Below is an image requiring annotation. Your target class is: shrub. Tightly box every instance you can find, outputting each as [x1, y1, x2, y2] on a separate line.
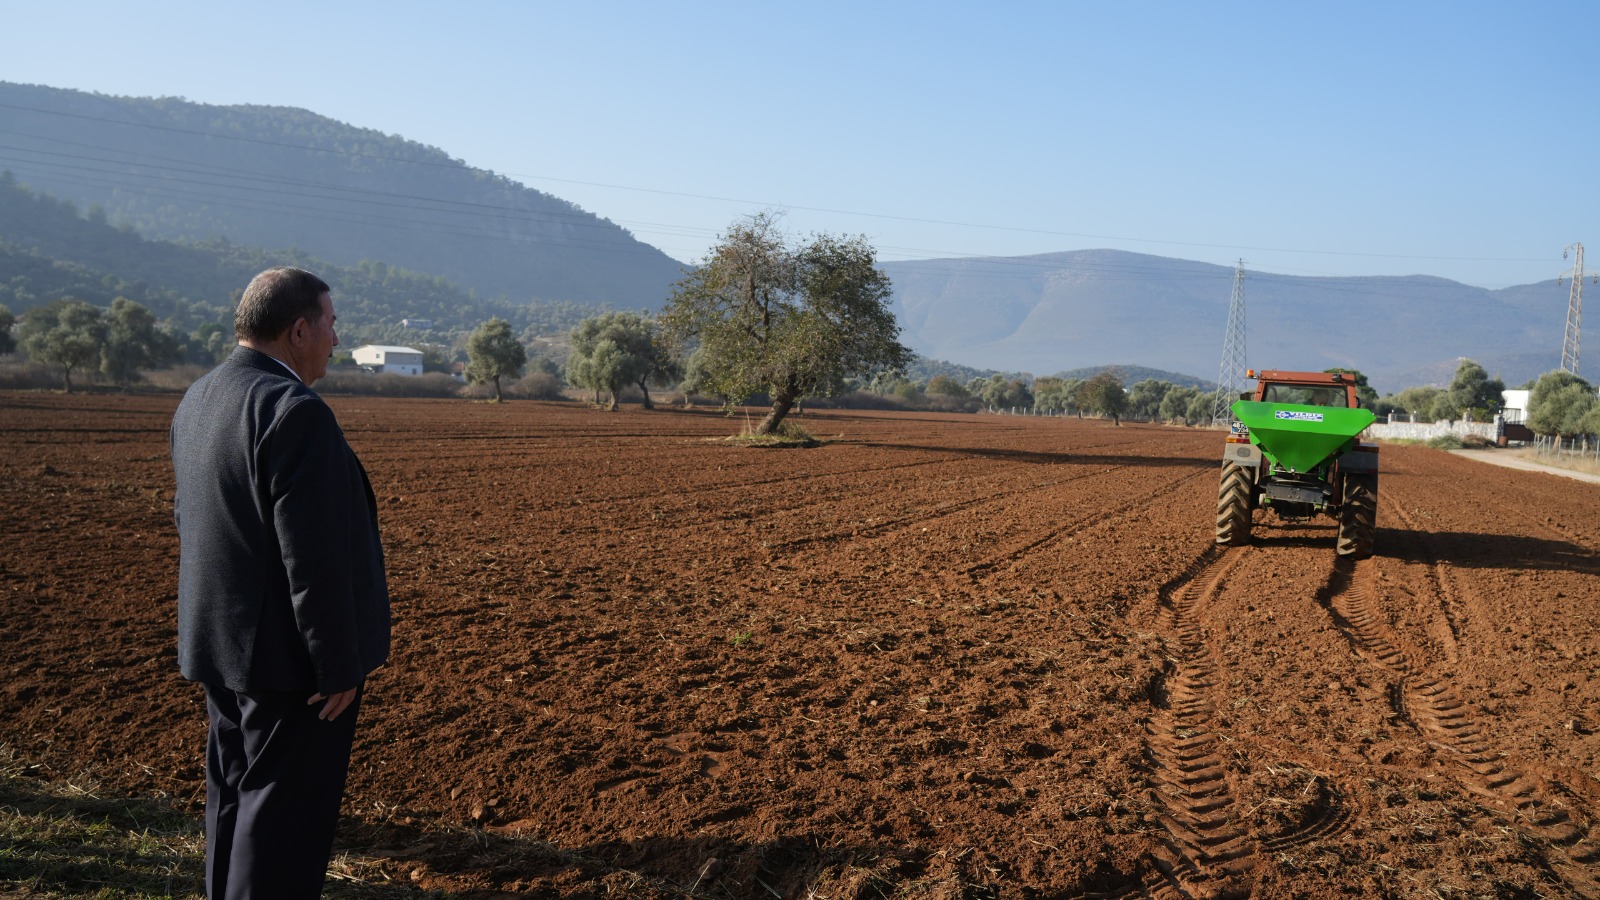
[142, 365, 215, 392]
[315, 371, 463, 398]
[509, 372, 568, 401]
[1425, 434, 1465, 450]
[0, 358, 72, 390]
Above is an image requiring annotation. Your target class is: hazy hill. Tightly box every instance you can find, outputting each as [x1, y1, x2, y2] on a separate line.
[4, 82, 1584, 395]
[880, 250, 1585, 393]
[0, 82, 685, 309]
[1052, 364, 1215, 391]
[0, 176, 593, 346]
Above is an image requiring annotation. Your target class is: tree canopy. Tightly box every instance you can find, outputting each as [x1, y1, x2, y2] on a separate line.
[1526, 370, 1597, 439]
[0, 304, 14, 355]
[18, 296, 182, 390]
[970, 374, 1033, 410]
[465, 318, 526, 402]
[1433, 359, 1504, 422]
[565, 311, 679, 410]
[1127, 379, 1172, 420]
[102, 297, 179, 385]
[20, 299, 108, 393]
[660, 214, 911, 434]
[1323, 368, 1380, 407]
[1077, 372, 1128, 424]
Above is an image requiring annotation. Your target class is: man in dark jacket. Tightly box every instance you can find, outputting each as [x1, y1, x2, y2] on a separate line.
[171, 267, 390, 899]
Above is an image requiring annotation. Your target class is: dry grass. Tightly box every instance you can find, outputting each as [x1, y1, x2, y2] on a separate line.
[0, 745, 441, 899]
[1506, 446, 1600, 476]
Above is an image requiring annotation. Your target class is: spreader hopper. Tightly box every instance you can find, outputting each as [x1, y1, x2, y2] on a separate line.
[1230, 400, 1376, 474]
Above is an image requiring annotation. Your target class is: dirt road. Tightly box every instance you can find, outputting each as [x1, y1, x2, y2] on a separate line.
[3, 393, 1598, 897]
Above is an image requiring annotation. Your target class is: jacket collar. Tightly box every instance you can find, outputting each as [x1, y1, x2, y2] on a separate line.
[230, 345, 302, 382]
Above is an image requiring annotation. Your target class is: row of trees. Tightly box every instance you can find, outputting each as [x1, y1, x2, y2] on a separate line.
[1373, 360, 1502, 423]
[3, 297, 182, 391]
[1369, 359, 1599, 440]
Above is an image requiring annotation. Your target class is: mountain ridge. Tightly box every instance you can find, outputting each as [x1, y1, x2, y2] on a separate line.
[3, 82, 1585, 393]
[0, 82, 685, 309]
[880, 249, 1582, 392]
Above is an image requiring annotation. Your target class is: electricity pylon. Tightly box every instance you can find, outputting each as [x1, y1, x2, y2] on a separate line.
[1559, 242, 1585, 375]
[1212, 260, 1248, 425]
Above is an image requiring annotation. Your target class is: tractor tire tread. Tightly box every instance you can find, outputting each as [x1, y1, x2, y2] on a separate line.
[1215, 462, 1254, 546]
[1336, 472, 1378, 558]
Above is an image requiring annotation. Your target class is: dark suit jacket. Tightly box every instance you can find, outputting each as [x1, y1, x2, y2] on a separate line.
[172, 346, 390, 695]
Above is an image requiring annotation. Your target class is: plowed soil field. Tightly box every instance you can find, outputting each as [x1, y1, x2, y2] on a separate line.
[4, 392, 1600, 899]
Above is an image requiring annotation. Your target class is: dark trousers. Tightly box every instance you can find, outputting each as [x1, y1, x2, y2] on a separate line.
[204, 685, 362, 900]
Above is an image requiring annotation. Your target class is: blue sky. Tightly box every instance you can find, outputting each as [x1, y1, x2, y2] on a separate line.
[3, 1, 1595, 288]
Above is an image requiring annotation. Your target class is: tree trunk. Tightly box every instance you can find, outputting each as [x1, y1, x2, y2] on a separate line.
[756, 390, 797, 434]
[491, 376, 502, 402]
[637, 379, 654, 410]
[606, 391, 619, 412]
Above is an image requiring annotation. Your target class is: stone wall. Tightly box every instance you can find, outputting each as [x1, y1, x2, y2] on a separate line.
[1365, 419, 1496, 442]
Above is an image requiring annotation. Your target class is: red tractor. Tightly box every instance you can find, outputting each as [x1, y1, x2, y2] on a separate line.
[1217, 370, 1379, 557]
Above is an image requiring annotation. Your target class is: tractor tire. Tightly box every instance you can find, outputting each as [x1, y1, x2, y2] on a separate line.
[1215, 461, 1254, 546]
[1336, 472, 1377, 559]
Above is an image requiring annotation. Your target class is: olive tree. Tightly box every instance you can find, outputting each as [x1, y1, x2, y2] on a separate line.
[677, 347, 714, 408]
[1435, 359, 1504, 422]
[1185, 390, 1215, 425]
[1032, 376, 1071, 414]
[20, 299, 106, 393]
[0, 304, 15, 355]
[925, 374, 970, 401]
[1527, 370, 1596, 440]
[1077, 372, 1128, 424]
[465, 317, 526, 402]
[102, 297, 179, 386]
[1386, 385, 1443, 421]
[1323, 368, 1380, 407]
[970, 374, 1032, 410]
[566, 311, 678, 410]
[1127, 379, 1171, 421]
[661, 213, 911, 434]
[1159, 385, 1204, 424]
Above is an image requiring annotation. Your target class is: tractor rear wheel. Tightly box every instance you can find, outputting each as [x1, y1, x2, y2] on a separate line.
[1336, 473, 1377, 558]
[1215, 461, 1254, 546]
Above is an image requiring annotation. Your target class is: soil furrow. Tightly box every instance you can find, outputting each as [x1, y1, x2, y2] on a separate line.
[1143, 545, 1257, 897]
[1316, 555, 1600, 889]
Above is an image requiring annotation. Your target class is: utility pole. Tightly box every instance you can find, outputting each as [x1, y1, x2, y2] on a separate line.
[1212, 260, 1248, 425]
[1559, 242, 1586, 375]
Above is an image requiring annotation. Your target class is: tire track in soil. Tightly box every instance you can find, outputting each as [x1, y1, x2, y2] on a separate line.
[1380, 502, 1465, 666]
[764, 459, 1177, 556]
[1315, 554, 1600, 889]
[1141, 545, 1258, 899]
[960, 466, 1213, 580]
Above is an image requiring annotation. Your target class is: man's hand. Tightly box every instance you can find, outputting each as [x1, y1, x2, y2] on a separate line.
[307, 686, 359, 721]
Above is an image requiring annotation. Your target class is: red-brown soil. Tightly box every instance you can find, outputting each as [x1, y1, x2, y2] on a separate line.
[4, 392, 1600, 898]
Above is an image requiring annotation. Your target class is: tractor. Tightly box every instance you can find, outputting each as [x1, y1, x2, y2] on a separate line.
[1216, 370, 1379, 558]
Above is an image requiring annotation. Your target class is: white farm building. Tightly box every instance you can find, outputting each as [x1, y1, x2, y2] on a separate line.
[352, 345, 424, 376]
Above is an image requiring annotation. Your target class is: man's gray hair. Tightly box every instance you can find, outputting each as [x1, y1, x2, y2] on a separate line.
[234, 267, 331, 342]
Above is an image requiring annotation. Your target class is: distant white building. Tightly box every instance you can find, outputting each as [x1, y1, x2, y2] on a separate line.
[352, 345, 424, 376]
[1502, 388, 1531, 423]
[401, 318, 433, 330]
